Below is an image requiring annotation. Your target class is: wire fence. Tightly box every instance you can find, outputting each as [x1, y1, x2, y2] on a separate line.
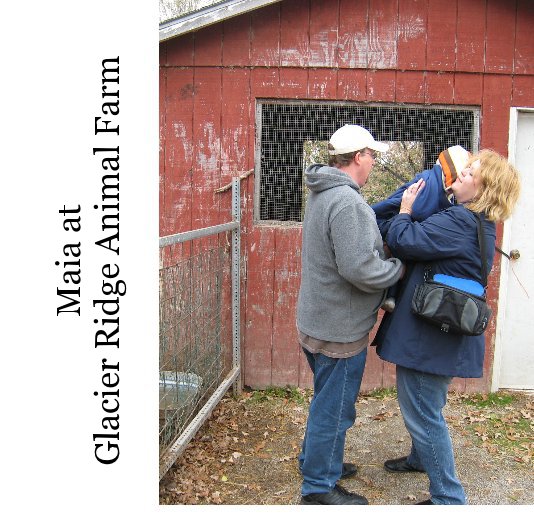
[159, 180, 241, 480]
[255, 100, 479, 222]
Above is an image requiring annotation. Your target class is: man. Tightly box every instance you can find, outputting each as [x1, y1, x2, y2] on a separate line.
[297, 124, 404, 505]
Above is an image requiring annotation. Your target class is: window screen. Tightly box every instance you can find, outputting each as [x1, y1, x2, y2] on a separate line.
[255, 101, 479, 223]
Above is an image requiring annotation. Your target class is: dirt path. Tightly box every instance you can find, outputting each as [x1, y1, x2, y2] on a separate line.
[159, 389, 533, 505]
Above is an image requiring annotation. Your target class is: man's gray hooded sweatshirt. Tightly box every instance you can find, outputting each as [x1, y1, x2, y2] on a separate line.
[297, 164, 404, 343]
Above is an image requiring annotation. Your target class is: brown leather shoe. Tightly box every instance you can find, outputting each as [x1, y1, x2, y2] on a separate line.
[384, 456, 425, 473]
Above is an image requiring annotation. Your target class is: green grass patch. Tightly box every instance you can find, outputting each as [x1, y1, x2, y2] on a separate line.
[461, 392, 516, 408]
[459, 392, 533, 464]
[247, 386, 308, 404]
[363, 387, 398, 400]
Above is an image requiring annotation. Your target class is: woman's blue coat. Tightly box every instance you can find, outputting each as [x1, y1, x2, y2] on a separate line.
[372, 206, 496, 378]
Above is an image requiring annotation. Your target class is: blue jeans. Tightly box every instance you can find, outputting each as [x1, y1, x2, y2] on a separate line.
[396, 365, 467, 505]
[299, 347, 367, 495]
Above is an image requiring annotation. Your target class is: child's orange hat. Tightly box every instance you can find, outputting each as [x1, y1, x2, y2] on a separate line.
[438, 145, 470, 189]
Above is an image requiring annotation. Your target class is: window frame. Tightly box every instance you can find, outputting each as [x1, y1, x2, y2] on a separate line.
[253, 99, 480, 225]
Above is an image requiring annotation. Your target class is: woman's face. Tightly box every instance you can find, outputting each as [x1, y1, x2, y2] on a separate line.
[451, 159, 481, 204]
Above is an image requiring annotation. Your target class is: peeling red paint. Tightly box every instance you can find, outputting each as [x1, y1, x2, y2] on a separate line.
[160, 0, 534, 392]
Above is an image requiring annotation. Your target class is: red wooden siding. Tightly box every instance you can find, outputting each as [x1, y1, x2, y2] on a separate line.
[367, 70, 396, 102]
[337, 0, 369, 68]
[485, 0, 516, 74]
[515, 0, 534, 75]
[250, 3, 280, 66]
[160, 0, 534, 392]
[397, 0, 427, 70]
[425, 72, 454, 104]
[395, 70, 425, 103]
[426, 0, 457, 71]
[456, 0, 486, 72]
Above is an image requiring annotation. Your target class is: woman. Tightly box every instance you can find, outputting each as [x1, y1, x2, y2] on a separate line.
[373, 150, 521, 504]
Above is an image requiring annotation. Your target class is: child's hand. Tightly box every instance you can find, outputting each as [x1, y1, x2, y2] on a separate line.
[399, 179, 425, 215]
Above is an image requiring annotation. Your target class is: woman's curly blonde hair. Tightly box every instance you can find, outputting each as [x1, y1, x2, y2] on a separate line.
[465, 149, 521, 222]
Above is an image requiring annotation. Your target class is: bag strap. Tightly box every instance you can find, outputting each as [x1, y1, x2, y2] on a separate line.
[423, 212, 488, 287]
[475, 212, 488, 288]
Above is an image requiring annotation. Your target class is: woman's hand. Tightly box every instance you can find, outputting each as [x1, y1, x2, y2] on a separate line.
[399, 178, 425, 215]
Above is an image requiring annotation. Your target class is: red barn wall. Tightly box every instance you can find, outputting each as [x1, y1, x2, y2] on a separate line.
[160, 0, 534, 392]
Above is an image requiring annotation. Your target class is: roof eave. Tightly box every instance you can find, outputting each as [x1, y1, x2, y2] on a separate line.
[159, 0, 282, 42]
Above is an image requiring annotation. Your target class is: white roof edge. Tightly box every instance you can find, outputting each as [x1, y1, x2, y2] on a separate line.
[159, 0, 282, 42]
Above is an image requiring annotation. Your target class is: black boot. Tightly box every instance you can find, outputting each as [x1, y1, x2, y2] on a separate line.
[300, 484, 368, 505]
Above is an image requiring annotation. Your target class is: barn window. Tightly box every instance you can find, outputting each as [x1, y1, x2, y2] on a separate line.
[254, 100, 480, 223]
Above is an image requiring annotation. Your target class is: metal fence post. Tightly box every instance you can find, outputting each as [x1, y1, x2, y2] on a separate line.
[232, 178, 242, 395]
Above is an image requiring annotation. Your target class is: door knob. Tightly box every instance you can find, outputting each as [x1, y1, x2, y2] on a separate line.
[510, 249, 520, 260]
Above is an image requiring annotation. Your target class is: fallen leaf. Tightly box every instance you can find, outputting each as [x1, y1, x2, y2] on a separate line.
[372, 411, 394, 421]
[359, 476, 373, 486]
[254, 441, 266, 452]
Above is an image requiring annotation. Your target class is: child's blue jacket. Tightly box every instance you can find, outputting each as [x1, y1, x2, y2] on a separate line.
[372, 164, 452, 237]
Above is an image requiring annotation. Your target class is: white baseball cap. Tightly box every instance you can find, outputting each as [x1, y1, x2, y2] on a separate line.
[328, 124, 389, 155]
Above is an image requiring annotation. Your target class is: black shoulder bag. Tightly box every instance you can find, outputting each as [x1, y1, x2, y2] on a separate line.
[411, 213, 492, 336]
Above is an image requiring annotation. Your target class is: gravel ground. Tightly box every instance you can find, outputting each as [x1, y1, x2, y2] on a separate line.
[160, 389, 533, 506]
[342, 394, 533, 505]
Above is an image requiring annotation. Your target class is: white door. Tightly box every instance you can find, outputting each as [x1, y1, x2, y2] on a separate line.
[493, 108, 534, 391]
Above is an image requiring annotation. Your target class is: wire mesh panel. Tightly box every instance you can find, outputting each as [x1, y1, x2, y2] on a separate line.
[159, 183, 241, 479]
[255, 100, 480, 222]
[159, 234, 233, 455]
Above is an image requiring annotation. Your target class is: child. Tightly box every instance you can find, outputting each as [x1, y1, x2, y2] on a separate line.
[372, 145, 470, 311]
